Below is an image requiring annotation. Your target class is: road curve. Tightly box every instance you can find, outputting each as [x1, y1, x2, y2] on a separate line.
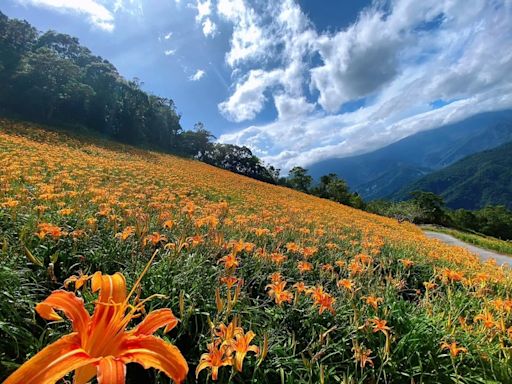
[424, 231, 512, 267]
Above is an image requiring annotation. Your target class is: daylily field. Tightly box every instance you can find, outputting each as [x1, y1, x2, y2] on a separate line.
[1, 119, 512, 383]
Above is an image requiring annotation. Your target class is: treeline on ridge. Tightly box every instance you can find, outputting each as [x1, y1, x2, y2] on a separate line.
[0, 11, 278, 183]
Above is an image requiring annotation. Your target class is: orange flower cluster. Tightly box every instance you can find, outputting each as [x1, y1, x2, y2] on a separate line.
[196, 319, 260, 380]
[2, 119, 512, 380]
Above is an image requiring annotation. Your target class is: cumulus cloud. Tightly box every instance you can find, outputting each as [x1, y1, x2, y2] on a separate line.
[216, 0, 512, 170]
[193, 0, 218, 37]
[217, 0, 271, 66]
[219, 69, 283, 122]
[274, 94, 315, 121]
[189, 69, 206, 81]
[17, 0, 115, 31]
[217, 0, 316, 122]
[202, 18, 217, 37]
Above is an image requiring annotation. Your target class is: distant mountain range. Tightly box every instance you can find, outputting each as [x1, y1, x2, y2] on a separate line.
[392, 141, 512, 210]
[308, 110, 512, 201]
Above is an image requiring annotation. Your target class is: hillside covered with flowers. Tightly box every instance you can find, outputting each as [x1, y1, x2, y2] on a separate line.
[1, 119, 511, 383]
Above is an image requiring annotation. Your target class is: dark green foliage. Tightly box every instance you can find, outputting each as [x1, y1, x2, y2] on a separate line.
[313, 173, 352, 204]
[468, 205, 512, 239]
[284, 168, 365, 209]
[409, 191, 451, 226]
[199, 143, 278, 183]
[287, 167, 313, 193]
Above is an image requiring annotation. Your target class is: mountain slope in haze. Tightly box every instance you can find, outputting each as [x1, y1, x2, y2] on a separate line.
[308, 110, 512, 199]
[393, 141, 512, 210]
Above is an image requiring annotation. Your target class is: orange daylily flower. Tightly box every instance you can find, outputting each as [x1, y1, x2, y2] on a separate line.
[115, 226, 135, 241]
[227, 330, 260, 372]
[348, 261, 364, 276]
[293, 281, 307, 294]
[337, 279, 354, 292]
[266, 280, 293, 305]
[440, 268, 464, 283]
[423, 281, 437, 290]
[4, 271, 188, 384]
[254, 228, 270, 236]
[364, 296, 383, 310]
[188, 234, 204, 247]
[302, 246, 317, 258]
[270, 252, 287, 265]
[286, 242, 300, 253]
[35, 223, 66, 240]
[441, 341, 467, 357]
[162, 219, 175, 229]
[308, 286, 336, 315]
[220, 276, 239, 289]
[370, 318, 391, 336]
[353, 345, 374, 368]
[195, 342, 232, 381]
[219, 253, 239, 269]
[143, 232, 168, 247]
[474, 309, 496, 329]
[269, 272, 283, 283]
[297, 261, 313, 273]
[399, 258, 414, 268]
[64, 272, 90, 290]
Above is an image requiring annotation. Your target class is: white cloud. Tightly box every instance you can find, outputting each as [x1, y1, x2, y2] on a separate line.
[202, 18, 217, 37]
[217, 0, 271, 66]
[219, 69, 283, 122]
[217, 0, 316, 122]
[164, 32, 173, 40]
[195, 0, 212, 21]
[164, 49, 176, 56]
[274, 94, 316, 121]
[217, 0, 512, 171]
[189, 69, 206, 81]
[193, 0, 218, 37]
[18, 0, 115, 31]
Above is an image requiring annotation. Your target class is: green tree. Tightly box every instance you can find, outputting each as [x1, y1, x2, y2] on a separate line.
[12, 47, 93, 121]
[450, 209, 479, 231]
[322, 174, 352, 205]
[476, 206, 512, 240]
[288, 167, 312, 193]
[410, 191, 450, 225]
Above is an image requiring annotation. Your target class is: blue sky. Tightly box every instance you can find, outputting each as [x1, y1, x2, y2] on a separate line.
[3, 0, 512, 171]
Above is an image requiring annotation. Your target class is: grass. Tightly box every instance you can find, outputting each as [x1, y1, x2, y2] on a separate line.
[1, 118, 512, 383]
[422, 225, 512, 256]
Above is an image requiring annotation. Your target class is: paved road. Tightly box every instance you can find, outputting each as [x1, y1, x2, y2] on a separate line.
[424, 231, 512, 267]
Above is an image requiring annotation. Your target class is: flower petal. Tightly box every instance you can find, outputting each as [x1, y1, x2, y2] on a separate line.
[131, 309, 179, 336]
[93, 272, 127, 304]
[96, 357, 126, 384]
[4, 333, 99, 384]
[74, 364, 96, 384]
[35, 290, 90, 334]
[234, 351, 246, 372]
[119, 335, 188, 383]
[195, 360, 211, 379]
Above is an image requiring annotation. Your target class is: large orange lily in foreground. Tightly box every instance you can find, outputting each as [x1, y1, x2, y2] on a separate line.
[5, 270, 188, 384]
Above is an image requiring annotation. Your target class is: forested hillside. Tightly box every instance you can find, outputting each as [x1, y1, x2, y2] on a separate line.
[394, 141, 512, 210]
